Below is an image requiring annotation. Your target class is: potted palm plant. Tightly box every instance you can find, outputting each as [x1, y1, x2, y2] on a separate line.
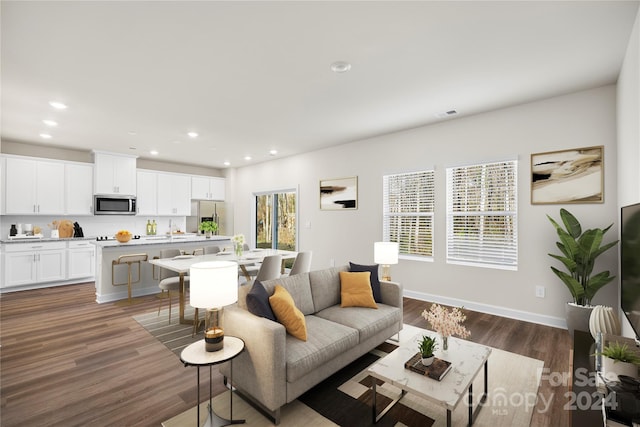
[418, 335, 438, 366]
[547, 208, 618, 337]
[198, 221, 218, 238]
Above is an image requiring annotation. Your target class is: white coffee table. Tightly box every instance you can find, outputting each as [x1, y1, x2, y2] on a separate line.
[367, 326, 491, 426]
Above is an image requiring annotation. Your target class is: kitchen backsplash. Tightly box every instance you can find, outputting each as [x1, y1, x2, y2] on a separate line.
[0, 215, 187, 239]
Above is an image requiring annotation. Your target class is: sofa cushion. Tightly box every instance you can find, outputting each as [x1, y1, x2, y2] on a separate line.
[315, 303, 402, 343]
[269, 285, 307, 341]
[349, 262, 382, 303]
[285, 315, 359, 382]
[246, 280, 276, 321]
[339, 271, 378, 309]
[309, 265, 349, 312]
[262, 273, 315, 315]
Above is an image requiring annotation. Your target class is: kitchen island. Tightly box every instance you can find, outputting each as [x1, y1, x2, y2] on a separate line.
[92, 235, 231, 303]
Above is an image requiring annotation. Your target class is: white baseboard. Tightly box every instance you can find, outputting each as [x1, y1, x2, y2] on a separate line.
[403, 289, 567, 330]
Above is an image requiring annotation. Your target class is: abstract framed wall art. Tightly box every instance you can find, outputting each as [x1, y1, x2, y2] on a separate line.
[320, 176, 358, 210]
[531, 146, 604, 204]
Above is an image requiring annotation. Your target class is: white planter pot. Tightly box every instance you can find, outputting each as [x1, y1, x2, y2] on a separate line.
[565, 303, 594, 339]
[602, 356, 639, 381]
[421, 355, 434, 366]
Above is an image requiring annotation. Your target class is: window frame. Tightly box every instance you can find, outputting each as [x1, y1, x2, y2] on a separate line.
[445, 159, 518, 270]
[382, 169, 435, 261]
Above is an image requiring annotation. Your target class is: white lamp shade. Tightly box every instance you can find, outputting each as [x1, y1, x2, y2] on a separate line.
[374, 242, 399, 265]
[189, 261, 238, 309]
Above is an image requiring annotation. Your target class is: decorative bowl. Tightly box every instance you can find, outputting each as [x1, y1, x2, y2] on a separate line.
[115, 231, 132, 243]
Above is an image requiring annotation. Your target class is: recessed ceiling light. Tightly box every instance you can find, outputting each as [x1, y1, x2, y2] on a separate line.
[330, 61, 351, 73]
[42, 120, 58, 127]
[244, 156, 252, 161]
[150, 150, 159, 155]
[223, 161, 231, 167]
[39, 133, 52, 139]
[49, 101, 67, 110]
[187, 131, 198, 138]
[269, 149, 278, 156]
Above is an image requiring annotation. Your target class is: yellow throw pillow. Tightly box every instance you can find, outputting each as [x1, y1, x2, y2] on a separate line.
[339, 271, 378, 309]
[269, 285, 307, 341]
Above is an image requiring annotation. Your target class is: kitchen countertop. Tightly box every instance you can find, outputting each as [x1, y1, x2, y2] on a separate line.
[1, 236, 96, 244]
[1, 235, 230, 246]
[92, 234, 230, 248]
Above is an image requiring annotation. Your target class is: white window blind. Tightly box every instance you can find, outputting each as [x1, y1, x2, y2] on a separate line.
[446, 160, 518, 269]
[383, 170, 434, 259]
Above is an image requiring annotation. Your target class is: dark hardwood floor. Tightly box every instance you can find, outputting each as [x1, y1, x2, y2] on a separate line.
[1, 283, 571, 426]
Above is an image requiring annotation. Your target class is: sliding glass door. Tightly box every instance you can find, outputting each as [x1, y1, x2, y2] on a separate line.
[255, 190, 297, 251]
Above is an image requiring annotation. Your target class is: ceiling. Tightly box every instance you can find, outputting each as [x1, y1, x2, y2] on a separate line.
[2, 1, 638, 169]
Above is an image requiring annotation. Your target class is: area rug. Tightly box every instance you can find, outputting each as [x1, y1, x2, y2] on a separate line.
[160, 324, 544, 427]
[133, 306, 203, 356]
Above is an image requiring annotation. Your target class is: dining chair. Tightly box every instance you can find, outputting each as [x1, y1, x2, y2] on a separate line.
[204, 245, 221, 255]
[286, 251, 312, 276]
[156, 248, 190, 323]
[253, 254, 283, 282]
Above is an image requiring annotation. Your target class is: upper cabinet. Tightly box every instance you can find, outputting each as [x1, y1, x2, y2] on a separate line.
[136, 170, 158, 215]
[4, 157, 65, 215]
[65, 162, 94, 215]
[191, 176, 225, 201]
[93, 151, 137, 195]
[157, 172, 191, 216]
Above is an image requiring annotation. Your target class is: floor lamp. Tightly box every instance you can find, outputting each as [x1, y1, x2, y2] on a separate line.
[374, 242, 399, 281]
[190, 260, 238, 352]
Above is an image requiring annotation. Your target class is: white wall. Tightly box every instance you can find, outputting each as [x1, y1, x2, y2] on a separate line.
[232, 85, 620, 328]
[617, 9, 640, 337]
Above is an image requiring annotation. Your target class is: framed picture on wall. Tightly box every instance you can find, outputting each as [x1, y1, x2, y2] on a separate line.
[531, 145, 604, 204]
[320, 176, 358, 210]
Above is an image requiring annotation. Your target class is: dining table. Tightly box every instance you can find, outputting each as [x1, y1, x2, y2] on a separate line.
[148, 248, 297, 326]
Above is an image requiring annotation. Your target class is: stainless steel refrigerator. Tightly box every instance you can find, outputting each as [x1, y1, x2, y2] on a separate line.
[186, 201, 233, 235]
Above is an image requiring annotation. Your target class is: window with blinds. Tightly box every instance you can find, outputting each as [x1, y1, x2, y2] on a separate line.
[446, 160, 518, 270]
[383, 170, 434, 259]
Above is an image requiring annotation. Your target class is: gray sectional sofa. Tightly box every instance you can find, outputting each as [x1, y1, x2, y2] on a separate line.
[219, 265, 403, 424]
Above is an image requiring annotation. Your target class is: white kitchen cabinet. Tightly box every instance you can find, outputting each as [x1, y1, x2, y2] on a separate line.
[191, 176, 225, 200]
[4, 157, 65, 214]
[3, 241, 66, 288]
[157, 172, 191, 215]
[136, 170, 158, 215]
[65, 163, 94, 215]
[67, 240, 95, 279]
[93, 151, 137, 195]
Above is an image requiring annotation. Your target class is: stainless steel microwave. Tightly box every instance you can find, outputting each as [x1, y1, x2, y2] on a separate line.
[94, 195, 137, 215]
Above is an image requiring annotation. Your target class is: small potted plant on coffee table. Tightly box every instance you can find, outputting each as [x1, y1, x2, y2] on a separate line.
[419, 335, 438, 366]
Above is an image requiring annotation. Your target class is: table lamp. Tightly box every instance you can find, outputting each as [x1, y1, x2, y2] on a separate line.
[190, 260, 238, 352]
[374, 242, 399, 281]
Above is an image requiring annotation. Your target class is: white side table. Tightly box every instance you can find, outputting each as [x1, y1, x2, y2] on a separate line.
[180, 337, 246, 427]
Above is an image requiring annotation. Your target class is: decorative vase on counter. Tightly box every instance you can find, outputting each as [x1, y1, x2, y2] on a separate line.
[589, 305, 621, 340]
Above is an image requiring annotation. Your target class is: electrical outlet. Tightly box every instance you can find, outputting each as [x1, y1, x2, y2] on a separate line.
[329, 258, 335, 267]
[535, 286, 545, 298]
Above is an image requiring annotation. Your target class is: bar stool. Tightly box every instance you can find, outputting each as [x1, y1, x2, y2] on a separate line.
[112, 253, 148, 305]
